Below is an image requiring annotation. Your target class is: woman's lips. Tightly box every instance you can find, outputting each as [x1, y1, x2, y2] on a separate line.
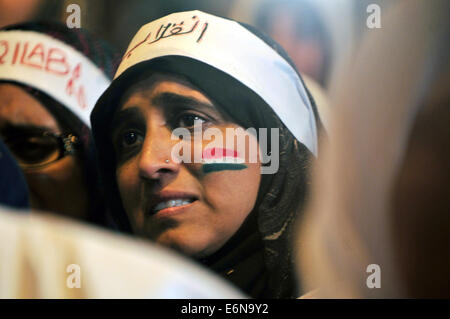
[150, 199, 198, 218]
[153, 198, 194, 212]
[145, 190, 199, 218]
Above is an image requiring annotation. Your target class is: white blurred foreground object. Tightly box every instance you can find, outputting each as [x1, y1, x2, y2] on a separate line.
[297, 0, 449, 298]
[0, 206, 246, 298]
[301, 75, 330, 131]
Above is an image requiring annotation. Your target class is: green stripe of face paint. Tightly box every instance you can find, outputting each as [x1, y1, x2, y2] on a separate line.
[202, 163, 248, 174]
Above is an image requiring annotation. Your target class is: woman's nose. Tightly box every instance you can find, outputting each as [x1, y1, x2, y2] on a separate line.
[138, 127, 180, 183]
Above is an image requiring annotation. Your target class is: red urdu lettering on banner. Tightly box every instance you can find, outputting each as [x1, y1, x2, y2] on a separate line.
[77, 86, 87, 109]
[11, 42, 20, 65]
[66, 62, 87, 109]
[22, 43, 45, 69]
[45, 48, 69, 75]
[20, 42, 29, 65]
[122, 16, 209, 61]
[0, 40, 8, 64]
[122, 31, 152, 60]
[197, 23, 208, 42]
[66, 62, 81, 96]
[148, 16, 201, 45]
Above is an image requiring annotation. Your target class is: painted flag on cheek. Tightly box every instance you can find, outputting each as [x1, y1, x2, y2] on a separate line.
[201, 147, 247, 174]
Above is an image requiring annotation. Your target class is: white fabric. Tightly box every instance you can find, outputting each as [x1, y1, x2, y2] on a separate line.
[0, 206, 246, 298]
[116, 10, 318, 156]
[0, 31, 110, 127]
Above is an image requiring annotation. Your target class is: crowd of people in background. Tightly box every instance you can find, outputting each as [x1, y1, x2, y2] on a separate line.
[0, 0, 448, 298]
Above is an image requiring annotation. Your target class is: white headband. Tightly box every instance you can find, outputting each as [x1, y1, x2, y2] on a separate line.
[0, 30, 110, 127]
[116, 10, 318, 156]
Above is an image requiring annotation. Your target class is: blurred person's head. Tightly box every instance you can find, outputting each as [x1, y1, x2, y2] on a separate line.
[0, 22, 119, 224]
[92, 10, 321, 298]
[0, 0, 65, 28]
[0, 0, 40, 28]
[255, 0, 332, 87]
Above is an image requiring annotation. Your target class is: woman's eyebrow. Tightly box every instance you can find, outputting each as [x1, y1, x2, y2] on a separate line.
[151, 92, 215, 110]
[110, 107, 144, 133]
[0, 123, 56, 136]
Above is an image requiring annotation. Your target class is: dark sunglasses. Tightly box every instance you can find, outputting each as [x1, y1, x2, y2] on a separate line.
[1, 126, 79, 170]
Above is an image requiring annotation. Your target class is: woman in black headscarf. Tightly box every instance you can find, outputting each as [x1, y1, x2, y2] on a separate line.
[91, 11, 322, 298]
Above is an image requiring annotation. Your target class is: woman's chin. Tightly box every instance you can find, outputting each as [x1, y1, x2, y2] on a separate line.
[154, 230, 220, 258]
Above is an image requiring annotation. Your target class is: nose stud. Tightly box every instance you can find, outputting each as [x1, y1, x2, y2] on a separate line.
[165, 159, 170, 163]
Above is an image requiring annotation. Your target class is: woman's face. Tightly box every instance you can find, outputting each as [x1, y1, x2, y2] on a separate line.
[0, 83, 88, 219]
[113, 74, 261, 258]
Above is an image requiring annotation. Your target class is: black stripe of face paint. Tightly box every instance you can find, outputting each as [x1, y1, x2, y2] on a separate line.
[202, 163, 248, 174]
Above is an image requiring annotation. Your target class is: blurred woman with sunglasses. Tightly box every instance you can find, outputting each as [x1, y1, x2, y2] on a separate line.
[0, 22, 119, 225]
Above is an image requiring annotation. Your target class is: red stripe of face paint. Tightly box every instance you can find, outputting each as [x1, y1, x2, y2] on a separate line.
[202, 147, 239, 159]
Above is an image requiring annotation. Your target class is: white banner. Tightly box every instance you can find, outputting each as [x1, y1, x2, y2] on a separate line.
[0, 31, 110, 127]
[115, 10, 318, 156]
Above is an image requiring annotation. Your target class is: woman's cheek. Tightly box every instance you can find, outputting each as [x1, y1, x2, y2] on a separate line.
[116, 161, 143, 230]
[25, 156, 88, 218]
[201, 162, 261, 221]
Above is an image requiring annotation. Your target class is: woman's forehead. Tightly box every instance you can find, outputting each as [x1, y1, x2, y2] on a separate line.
[0, 83, 60, 133]
[119, 73, 214, 111]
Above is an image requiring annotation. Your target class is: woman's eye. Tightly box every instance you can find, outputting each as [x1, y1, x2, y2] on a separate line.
[177, 114, 207, 128]
[121, 131, 144, 148]
[10, 137, 58, 163]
